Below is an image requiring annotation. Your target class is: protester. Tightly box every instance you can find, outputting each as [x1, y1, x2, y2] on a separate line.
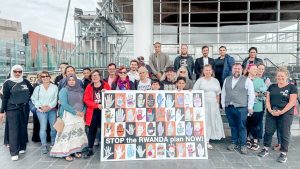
[258, 67, 297, 163]
[83, 70, 110, 158]
[111, 66, 137, 90]
[176, 66, 193, 90]
[176, 76, 187, 91]
[151, 79, 161, 90]
[244, 64, 267, 151]
[149, 42, 170, 79]
[104, 63, 117, 88]
[82, 68, 91, 90]
[31, 71, 58, 154]
[242, 47, 263, 71]
[194, 46, 215, 80]
[137, 56, 153, 78]
[214, 46, 235, 87]
[137, 66, 152, 90]
[160, 66, 177, 90]
[50, 74, 88, 161]
[0, 65, 33, 161]
[54, 62, 68, 86]
[193, 64, 225, 150]
[127, 60, 140, 82]
[174, 44, 194, 80]
[221, 63, 255, 154]
[58, 65, 83, 91]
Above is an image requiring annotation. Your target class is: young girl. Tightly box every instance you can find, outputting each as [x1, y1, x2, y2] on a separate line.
[176, 77, 187, 91]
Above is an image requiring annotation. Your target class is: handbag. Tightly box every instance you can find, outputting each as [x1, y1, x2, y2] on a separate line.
[53, 117, 64, 133]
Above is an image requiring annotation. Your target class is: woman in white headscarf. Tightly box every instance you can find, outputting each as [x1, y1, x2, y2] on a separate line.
[0, 65, 33, 161]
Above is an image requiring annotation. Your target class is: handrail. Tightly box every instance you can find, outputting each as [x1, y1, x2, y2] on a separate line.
[264, 58, 279, 69]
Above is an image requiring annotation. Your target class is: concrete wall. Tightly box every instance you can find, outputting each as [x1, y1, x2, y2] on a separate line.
[0, 18, 23, 42]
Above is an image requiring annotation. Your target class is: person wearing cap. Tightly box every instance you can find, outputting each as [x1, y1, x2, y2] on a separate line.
[160, 66, 177, 90]
[149, 42, 170, 80]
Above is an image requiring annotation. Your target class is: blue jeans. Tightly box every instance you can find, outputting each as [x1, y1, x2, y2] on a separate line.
[36, 110, 57, 145]
[225, 106, 248, 146]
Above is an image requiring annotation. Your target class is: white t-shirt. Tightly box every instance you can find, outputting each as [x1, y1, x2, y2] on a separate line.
[137, 78, 152, 90]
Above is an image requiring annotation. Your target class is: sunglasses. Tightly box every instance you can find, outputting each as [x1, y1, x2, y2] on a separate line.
[180, 71, 186, 73]
[41, 75, 50, 78]
[13, 70, 22, 74]
[119, 71, 127, 74]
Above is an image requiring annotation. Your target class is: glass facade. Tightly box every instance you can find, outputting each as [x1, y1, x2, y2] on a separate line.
[116, 0, 300, 67]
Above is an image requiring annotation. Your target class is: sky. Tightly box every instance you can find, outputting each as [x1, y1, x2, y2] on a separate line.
[0, 0, 98, 42]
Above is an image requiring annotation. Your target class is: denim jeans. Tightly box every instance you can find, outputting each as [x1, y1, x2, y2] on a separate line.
[225, 106, 248, 146]
[36, 110, 57, 145]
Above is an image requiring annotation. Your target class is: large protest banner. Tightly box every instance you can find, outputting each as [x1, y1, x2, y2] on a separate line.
[100, 90, 207, 161]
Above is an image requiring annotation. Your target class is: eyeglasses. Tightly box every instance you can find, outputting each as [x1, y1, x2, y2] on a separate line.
[119, 71, 127, 74]
[41, 75, 49, 78]
[13, 70, 22, 74]
[180, 71, 186, 73]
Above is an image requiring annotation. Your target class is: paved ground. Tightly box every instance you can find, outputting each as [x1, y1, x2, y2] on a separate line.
[1, 124, 300, 169]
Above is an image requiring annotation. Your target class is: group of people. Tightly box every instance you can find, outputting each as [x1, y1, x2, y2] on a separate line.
[0, 42, 297, 164]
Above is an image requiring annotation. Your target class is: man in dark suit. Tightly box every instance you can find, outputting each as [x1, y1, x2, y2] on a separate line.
[194, 45, 215, 80]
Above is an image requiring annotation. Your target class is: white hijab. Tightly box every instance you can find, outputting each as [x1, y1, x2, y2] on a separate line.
[9, 65, 24, 83]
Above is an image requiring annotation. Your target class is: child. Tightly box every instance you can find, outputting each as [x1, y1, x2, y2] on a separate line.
[151, 79, 161, 90]
[176, 77, 187, 91]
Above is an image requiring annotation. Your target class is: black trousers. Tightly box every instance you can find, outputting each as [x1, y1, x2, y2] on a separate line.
[87, 109, 101, 149]
[263, 110, 294, 152]
[6, 106, 29, 156]
[247, 111, 264, 139]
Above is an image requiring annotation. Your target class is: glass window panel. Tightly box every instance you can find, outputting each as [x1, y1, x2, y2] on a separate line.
[154, 34, 178, 44]
[162, 2, 179, 12]
[189, 25, 217, 33]
[250, 13, 277, 21]
[156, 25, 179, 34]
[280, 22, 298, 32]
[249, 23, 278, 32]
[191, 13, 217, 22]
[191, 2, 218, 12]
[219, 33, 247, 43]
[278, 32, 297, 42]
[249, 43, 277, 53]
[162, 14, 178, 23]
[278, 43, 298, 53]
[250, 1, 277, 10]
[280, 12, 300, 21]
[220, 2, 247, 11]
[249, 33, 277, 43]
[220, 25, 247, 33]
[190, 33, 217, 44]
[280, 1, 300, 10]
[220, 13, 247, 22]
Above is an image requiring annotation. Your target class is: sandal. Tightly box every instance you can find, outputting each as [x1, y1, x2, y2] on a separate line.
[65, 156, 74, 162]
[250, 142, 260, 151]
[74, 153, 82, 158]
[246, 140, 252, 149]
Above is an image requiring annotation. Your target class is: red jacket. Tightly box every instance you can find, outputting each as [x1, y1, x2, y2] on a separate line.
[84, 81, 110, 126]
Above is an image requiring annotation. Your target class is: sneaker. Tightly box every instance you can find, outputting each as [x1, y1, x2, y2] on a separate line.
[258, 148, 269, 157]
[277, 153, 287, 163]
[246, 140, 252, 149]
[250, 142, 260, 151]
[240, 146, 248, 154]
[11, 155, 19, 161]
[227, 143, 238, 151]
[19, 150, 26, 154]
[41, 145, 48, 154]
[207, 143, 214, 150]
[83, 149, 94, 159]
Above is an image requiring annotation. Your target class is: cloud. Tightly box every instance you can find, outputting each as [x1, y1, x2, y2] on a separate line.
[0, 0, 98, 42]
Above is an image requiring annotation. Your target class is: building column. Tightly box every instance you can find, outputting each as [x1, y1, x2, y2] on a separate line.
[133, 0, 153, 62]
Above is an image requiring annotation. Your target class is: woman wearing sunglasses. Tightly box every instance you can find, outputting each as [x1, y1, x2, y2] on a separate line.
[0, 65, 33, 161]
[111, 66, 137, 90]
[31, 71, 58, 154]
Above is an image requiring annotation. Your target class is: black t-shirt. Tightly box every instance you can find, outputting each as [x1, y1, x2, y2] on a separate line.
[94, 86, 102, 104]
[268, 83, 297, 110]
[179, 57, 188, 67]
[214, 58, 225, 83]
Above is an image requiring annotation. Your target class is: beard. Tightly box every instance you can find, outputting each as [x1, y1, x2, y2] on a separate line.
[233, 72, 241, 78]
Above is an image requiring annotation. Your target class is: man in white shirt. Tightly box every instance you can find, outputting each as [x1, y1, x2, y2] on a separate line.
[221, 63, 255, 155]
[127, 59, 140, 83]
